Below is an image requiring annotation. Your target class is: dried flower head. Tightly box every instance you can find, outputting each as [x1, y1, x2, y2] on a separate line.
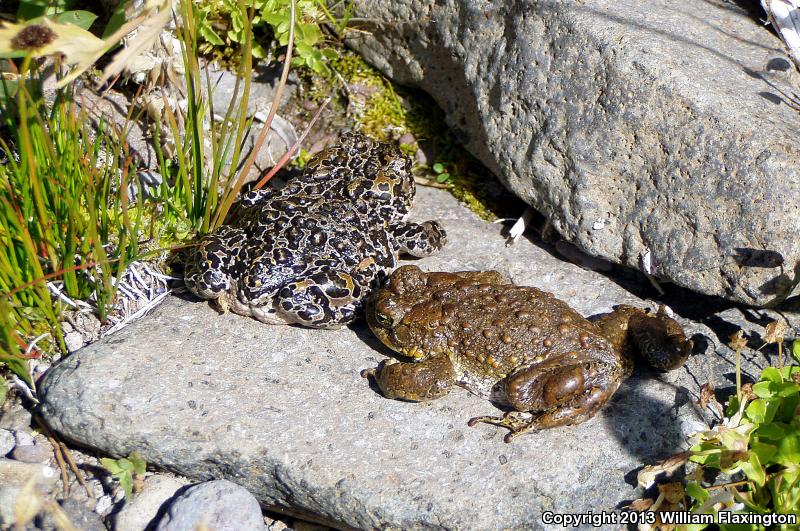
[729, 329, 747, 351]
[763, 319, 787, 345]
[10, 24, 56, 50]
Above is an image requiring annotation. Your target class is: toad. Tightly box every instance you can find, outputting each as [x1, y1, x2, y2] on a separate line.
[363, 265, 692, 442]
[184, 133, 447, 329]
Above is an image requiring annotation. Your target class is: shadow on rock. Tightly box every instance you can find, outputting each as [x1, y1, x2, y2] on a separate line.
[600, 371, 691, 465]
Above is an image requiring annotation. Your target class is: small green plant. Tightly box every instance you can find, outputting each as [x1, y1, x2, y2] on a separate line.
[432, 162, 451, 184]
[196, 0, 337, 75]
[0, 58, 148, 375]
[637, 328, 800, 529]
[100, 451, 146, 499]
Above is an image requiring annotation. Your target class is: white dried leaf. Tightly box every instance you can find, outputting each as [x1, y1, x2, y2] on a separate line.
[506, 207, 535, 246]
[762, 0, 800, 69]
[640, 247, 653, 274]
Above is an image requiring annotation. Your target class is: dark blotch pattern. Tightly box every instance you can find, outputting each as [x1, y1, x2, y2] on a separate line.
[184, 133, 448, 328]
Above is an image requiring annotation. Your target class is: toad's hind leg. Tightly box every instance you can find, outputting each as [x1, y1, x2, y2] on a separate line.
[362, 353, 456, 401]
[389, 221, 447, 257]
[468, 361, 622, 443]
[276, 269, 366, 329]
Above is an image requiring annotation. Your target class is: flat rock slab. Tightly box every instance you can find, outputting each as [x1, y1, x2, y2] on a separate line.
[346, 0, 800, 306]
[39, 188, 762, 529]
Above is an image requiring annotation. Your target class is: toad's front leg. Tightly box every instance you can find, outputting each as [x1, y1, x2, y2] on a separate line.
[469, 360, 624, 442]
[184, 225, 248, 312]
[389, 220, 447, 257]
[362, 353, 456, 401]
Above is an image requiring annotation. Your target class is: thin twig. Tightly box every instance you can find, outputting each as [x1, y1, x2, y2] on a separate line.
[36, 418, 70, 496]
[254, 97, 331, 190]
[51, 435, 70, 497]
[60, 439, 93, 498]
[706, 479, 751, 491]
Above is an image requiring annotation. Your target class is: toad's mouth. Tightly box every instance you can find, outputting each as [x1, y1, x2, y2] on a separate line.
[369, 324, 426, 361]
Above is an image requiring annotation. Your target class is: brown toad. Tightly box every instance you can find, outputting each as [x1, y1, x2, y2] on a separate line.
[363, 265, 692, 442]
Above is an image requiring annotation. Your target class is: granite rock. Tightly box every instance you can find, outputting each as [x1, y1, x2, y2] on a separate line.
[114, 474, 190, 531]
[155, 480, 265, 531]
[0, 429, 14, 457]
[346, 0, 800, 306]
[39, 188, 768, 528]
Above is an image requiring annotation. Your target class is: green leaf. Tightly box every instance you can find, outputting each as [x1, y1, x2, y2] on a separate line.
[739, 451, 766, 486]
[685, 482, 709, 503]
[102, 1, 128, 38]
[251, 43, 267, 59]
[53, 10, 97, 30]
[100, 458, 123, 475]
[432, 162, 445, 173]
[750, 441, 777, 464]
[436, 172, 451, 183]
[119, 472, 133, 499]
[775, 430, 800, 466]
[746, 399, 767, 423]
[792, 339, 800, 363]
[129, 452, 146, 475]
[17, 0, 71, 20]
[0, 356, 32, 387]
[754, 381, 799, 399]
[755, 422, 785, 440]
[200, 26, 225, 46]
[760, 367, 784, 383]
[117, 457, 133, 472]
[295, 41, 314, 56]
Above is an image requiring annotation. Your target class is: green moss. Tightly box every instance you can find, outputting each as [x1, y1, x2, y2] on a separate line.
[329, 51, 505, 220]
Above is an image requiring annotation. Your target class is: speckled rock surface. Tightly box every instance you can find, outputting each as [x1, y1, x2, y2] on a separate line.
[346, 0, 800, 306]
[114, 474, 191, 531]
[39, 188, 768, 529]
[155, 480, 266, 531]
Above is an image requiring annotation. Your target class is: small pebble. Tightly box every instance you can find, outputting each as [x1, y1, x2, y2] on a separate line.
[155, 479, 265, 531]
[398, 132, 416, 146]
[0, 429, 14, 457]
[94, 494, 114, 516]
[766, 56, 792, 72]
[64, 331, 85, 352]
[113, 474, 189, 531]
[0, 404, 32, 432]
[11, 443, 52, 464]
[266, 518, 289, 531]
[36, 498, 106, 531]
[13, 430, 34, 447]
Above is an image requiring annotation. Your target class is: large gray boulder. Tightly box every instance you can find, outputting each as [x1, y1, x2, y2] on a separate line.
[37, 187, 769, 529]
[346, 0, 800, 306]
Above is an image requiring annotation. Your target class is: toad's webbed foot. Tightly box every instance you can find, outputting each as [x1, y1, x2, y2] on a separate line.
[277, 269, 366, 329]
[362, 354, 456, 401]
[468, 411, 537, 443]
[390, 221, 447, 257]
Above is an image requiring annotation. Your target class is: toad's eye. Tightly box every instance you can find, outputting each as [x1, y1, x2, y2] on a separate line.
[373, 299, 401, 328]
[374, 311, 394, 328]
